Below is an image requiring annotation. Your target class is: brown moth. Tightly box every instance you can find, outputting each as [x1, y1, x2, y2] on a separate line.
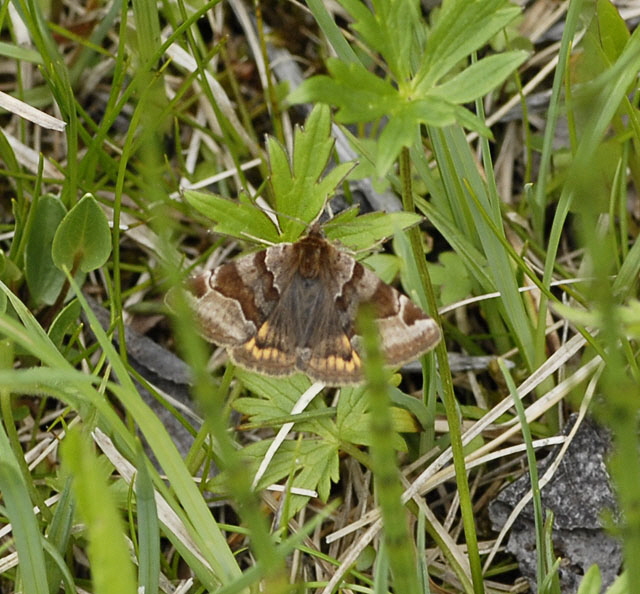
[188, 228, 441, 385]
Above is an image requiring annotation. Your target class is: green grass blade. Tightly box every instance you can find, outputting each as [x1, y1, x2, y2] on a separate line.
[0, 423, 49, 594]
[61, 427, 137, 594]
[135, 449, 161, 594]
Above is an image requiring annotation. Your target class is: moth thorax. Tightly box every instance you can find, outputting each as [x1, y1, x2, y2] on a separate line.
[296, 242, 328, 279]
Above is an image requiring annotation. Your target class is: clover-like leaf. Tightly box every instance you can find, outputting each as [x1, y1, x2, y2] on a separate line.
[25, 194, 66, 305]
[52, 194, 111, 273]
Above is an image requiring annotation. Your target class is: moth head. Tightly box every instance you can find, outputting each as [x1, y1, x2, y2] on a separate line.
[293, 230, 334, 279]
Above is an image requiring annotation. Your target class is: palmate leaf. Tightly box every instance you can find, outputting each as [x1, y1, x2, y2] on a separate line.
[218, 371, 342, 520]
[185, 105, 354, 244]
[228, 384, 412, 520]
[243, 438, 340, 501]
[340, 0, 422, 83]
[182, 190, 280, 243]
[289, 0, 525, 175]
[416, 0, 522, 88]
[210, 437, 340, 520]
[337, 385, 410, 450]
[288, 59, 398, 123]
[233, 371, 337, 438]
[269, 104, 354, 240]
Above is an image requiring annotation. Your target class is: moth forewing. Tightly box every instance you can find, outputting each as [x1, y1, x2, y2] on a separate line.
[186, 229, 441, 385]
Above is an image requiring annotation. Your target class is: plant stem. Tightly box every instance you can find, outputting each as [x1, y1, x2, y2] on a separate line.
[399, 146, 484, 594]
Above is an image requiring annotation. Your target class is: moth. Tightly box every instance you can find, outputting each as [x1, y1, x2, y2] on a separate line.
[188, 228, 441, 385]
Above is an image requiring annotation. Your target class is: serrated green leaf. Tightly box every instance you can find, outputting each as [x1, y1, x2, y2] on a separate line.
[417, 0, 521, 89]
[313, 161, 354, 204]
[324, 206, 360, 226]
[337, 386, 407, 449]
[24, 195, 66, 305]
[208, 437, 339, 521]
[341, 0, 422, 82]
[324, 211, 423, 251]
[51, 194, 112, 273]
[288, 60, 398, 122]
[234, 371, 338, 440]
[428, 51, 528, 103]
[243, 439, 340, 503]
[236, 369, 312, 405]
[268, 105, 355, 239]
[428, 251, 473, 305]
[182, 190, 280, 243]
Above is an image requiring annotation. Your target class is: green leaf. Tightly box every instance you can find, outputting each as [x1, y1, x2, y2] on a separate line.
[48, 298, 82, 349]
[0, 41, 43, 64]
[51, 194, 112, 273]
[0, 249, 22, 285]
[288, 60, 399, 122]
[363, 253, 401, 284]
[376, 97, 457, 174]
[135, 449, 160, 594]
[451, 104, 493, 138]
[233, 371, 334, 435]
[269, 104, 355, 239]
[428, 51, 528, 103]
[576, 564, 601, 594]
[596, 0, 630, 63]
[25, 194, 67, 305]
[428, 251, 473, 305]
[45, 477, 75, 593]
[417, 0, 521, 89]
[229, 438, 340, 513]
[182, 190, 281, 243]
[324, 211, 423, 251]
[604, 570, 628, 594]
[337, 386, 409, 449]
[305, 0, 360, 64]
[342, 0, 423, 82]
